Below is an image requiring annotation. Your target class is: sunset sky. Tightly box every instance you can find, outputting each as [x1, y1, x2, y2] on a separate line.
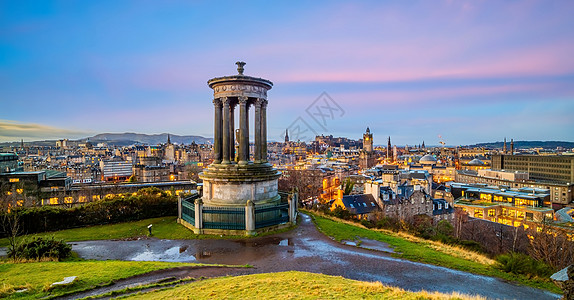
[1, 1, 573, 145]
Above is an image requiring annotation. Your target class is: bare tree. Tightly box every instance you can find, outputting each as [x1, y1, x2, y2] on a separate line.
[528, 221, 574, 270]
[0, 183, 24, 261]
[0, 211, 21, 261]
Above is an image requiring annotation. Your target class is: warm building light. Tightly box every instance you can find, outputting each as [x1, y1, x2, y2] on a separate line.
[9, 178, 19, 183]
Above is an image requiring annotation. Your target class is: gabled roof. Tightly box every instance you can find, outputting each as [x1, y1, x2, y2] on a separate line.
[341, 194, 378, 215]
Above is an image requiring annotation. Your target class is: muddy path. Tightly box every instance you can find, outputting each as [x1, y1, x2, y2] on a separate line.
[70, 213, 559, 300]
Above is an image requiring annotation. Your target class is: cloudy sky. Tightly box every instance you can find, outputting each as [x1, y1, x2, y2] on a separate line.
[1, 0, 573, 145]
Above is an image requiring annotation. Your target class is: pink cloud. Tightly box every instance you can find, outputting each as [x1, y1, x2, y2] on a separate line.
[332, 82, 567, 105]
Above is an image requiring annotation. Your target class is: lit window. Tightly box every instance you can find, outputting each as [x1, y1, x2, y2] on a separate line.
[9, 178, 19, 183]
[16, 189, 23, 194]
[49, 197, 59, 205]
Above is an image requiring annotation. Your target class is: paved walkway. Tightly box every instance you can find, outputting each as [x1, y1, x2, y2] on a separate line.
[71, 213, 560, 300]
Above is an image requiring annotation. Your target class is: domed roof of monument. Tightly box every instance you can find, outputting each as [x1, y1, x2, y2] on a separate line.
[468, 158, 485, 166]
[419, 154, 437, 164]
[207, 61, 273, 89]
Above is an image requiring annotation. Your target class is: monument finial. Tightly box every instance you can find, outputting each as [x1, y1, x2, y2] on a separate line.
[236, 61, 246, 75]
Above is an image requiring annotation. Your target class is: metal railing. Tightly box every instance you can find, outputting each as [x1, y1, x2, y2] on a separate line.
[203, 206, 245, 230]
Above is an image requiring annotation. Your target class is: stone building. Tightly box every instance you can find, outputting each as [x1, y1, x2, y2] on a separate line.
[492, 154, 574, 183]
[359, 127, 376, 169]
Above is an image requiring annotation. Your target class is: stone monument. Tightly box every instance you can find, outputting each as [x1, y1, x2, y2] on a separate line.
[178, 62, 296, 235]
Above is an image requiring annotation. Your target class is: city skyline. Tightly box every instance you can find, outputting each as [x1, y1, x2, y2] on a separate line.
[1, 1, 574, 145]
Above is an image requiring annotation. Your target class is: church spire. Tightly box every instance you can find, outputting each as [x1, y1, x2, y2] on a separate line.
[285, 129, 289, 143]
[167, 134, 171, 144]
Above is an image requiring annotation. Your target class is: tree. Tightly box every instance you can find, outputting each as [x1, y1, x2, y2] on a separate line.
[0, 211, 21, 261]
[341, 178, 355, 195]
[0, 184, 24, 261]
[528, 221, 574, 270]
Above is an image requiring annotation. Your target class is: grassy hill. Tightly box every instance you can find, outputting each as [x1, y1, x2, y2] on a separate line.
[305, 211, 559, 293]
[0, 261, 205, 299]
[125, 271, 485, 300]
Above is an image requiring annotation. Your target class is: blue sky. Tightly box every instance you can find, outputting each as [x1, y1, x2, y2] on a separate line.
[1, 0, 573, 145]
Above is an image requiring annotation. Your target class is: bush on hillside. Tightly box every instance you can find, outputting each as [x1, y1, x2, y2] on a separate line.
[496, 252, 554, 278]
[8, 237, 71, 261]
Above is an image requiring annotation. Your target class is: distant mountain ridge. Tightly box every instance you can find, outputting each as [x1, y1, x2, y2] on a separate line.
[0, 133, 213, 147]
[85, 133, 212, 145]
[466, 141, 574, 149]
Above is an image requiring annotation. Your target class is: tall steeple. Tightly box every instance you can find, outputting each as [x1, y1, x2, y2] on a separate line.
[422, 141, 425, 149]
[510, 139, 514, 154]
[503, 137, 507, 154]
[285, 129, 289, 143]
[167, 134, 171, 144]
[387, 136, 392, 161]
[363, 126, 373, 153]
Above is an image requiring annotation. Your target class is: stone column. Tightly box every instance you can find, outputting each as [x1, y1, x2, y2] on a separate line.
[222, 97, 230, 164]
[229, 102, 235, 162]
[238, 96, 249, 165]
[254, 99, 262, 163]
[194, 198, 203, 234]
[177, 194, 182, 221]
[261, 99, 268, 163]
[245, 200, 255, 236]
[213, 99, 222, 164]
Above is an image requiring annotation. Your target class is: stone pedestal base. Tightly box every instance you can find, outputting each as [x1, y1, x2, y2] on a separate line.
[200, 162, 281, 206]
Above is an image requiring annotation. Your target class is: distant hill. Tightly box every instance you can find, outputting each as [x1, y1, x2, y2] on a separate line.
[466, 141, 574, 149]
[84, 133, 212, 145]
[0, 133, 213, 147]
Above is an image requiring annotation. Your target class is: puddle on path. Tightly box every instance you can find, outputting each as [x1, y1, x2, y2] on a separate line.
[358, 238, 396, 253]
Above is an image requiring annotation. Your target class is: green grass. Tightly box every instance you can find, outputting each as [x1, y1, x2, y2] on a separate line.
[0, 260, 206, 299]
[0, 216, 297, 247]
[0, 217, 188, 247]
[124, 271, 485, 299]
[305, 211, 561, 294]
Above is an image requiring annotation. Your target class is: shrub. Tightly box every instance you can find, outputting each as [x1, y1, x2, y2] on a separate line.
[375, 217, 401, 232]
[435, 220, 454, 236]
[360, 219, 374, 228]
[331, 206, 353, 220]
[457, 240, 483, 253]
[8, 237, 71, 261]
[496, 252, 554, 278]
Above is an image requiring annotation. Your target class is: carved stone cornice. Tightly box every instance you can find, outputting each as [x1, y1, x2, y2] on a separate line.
[212, 83, 268, 99]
